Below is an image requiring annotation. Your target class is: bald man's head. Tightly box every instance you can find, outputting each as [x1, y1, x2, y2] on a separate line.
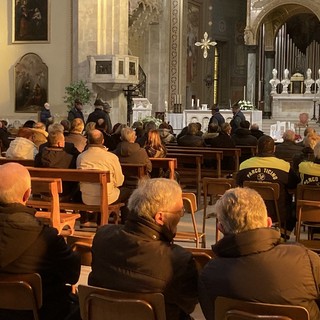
[0, 163, 31, 204]
[88, 129, 104, 145]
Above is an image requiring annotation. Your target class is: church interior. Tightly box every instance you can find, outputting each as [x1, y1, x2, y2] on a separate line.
[1, 2, 320, 320]
[1, 0, 320, 134]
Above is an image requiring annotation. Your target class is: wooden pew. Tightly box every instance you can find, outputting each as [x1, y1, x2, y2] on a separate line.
[26, 167, 120, 226]
[166, 153, 203, 205]
[28, 177, 80, 235]
[235, 145, 257, 163]
[120, 163, 148, 188]
[166, 145, 241, 175]
[0, 157, 35, 166]
[149, 157, 177, 179]
[166, 146, 223, 178]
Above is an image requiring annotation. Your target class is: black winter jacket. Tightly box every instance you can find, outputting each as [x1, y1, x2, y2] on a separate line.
[89, 213, 198, 320]
[199, 228, 320, 320]
[0, 203, 80, 320]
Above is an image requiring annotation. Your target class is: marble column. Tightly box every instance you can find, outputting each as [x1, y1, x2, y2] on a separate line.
[97, 0, 128, 55]
[96, 0, 129, 124]
[264, 51, 275, 117]
[247, 46, 257, 107]
[169, 0, 185, 112]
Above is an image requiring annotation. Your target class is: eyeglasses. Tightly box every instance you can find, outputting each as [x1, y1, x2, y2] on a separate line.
[162, 207, 185, 217]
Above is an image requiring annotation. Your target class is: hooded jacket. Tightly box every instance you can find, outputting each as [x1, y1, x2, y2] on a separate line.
[89, 212, 198, 320]
[199, 228, 320, 320]
[0, 203, 80, 320]
[6, 137, 38, 159]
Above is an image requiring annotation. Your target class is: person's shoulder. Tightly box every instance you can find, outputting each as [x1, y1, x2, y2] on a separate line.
[272, 156, 291, 171]
[171, 244, 194, 260]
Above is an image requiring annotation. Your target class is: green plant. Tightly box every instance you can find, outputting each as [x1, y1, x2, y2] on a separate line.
[64, 80, 92, 109]
[141, 115, 162, 128]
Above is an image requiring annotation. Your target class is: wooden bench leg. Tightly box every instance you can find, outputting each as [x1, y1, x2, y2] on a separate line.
[108, 203, 124, 225]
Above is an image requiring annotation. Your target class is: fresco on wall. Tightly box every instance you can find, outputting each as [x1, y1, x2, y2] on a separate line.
[15, 53, 48, 113]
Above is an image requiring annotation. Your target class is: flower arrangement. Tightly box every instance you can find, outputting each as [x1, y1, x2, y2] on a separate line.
[237, 100, 255, 110]
[140, 115, 163, 128]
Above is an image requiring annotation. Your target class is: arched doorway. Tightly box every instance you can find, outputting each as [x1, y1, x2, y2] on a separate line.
[245, 2, 320, 118]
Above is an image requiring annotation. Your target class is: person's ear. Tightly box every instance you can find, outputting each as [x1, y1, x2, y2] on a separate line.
[23, 188, 31, 203]
[154, 212, 165, 226]
[267, 217, 273, 227]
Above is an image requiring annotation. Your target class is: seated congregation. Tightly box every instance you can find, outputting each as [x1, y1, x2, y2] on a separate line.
[0, 100, 320, 320]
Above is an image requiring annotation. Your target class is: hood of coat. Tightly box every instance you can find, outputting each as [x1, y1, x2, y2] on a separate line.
[233, 128, 252, 137]
[0, 204, 43, 268]
[212, 227, 281, 258]
[118, 141, 141, 157]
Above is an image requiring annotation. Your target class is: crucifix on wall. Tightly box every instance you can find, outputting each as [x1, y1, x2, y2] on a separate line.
[195, 32, 217, 58]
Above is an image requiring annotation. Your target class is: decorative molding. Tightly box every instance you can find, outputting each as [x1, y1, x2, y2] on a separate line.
[169, 0, 180, 112]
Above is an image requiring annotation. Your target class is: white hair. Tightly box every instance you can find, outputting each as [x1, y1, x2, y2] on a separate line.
[215, 187, 268, 234]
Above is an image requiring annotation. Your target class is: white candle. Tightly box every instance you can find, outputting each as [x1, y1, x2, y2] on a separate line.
[164, 101, 168, 112]
[174, 95, 177, 104]
[243, 86, 246, 100]
[197, 99, 200, 107]
[191, 99, 194, 107]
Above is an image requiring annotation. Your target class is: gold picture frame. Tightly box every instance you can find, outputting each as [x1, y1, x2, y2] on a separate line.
[15, 53, 48, 113]
[13, 0, 50, 43]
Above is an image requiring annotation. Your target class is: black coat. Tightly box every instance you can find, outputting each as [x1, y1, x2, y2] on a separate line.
[89, 213, 198, 320]
[199, 228, 320, 320]
[275, 140, 303, 161]
[177, 134, 204, 147]
[0, 204, 80, 320]
[86, 108, 112, 133]
[232, 128, 258, 147]
[67, 107, 84, 123]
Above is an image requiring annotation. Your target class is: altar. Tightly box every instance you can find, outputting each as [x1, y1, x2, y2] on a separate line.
[167, 109, 262, 134]
[271, 94, 316, 119]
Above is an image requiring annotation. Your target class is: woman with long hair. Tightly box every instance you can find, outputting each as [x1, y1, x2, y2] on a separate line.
[145, 129, 167, 158]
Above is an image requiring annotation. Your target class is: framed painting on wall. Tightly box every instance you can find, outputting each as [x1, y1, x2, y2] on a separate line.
[13, 0, 50, 43]
[15, 53, 48, 113]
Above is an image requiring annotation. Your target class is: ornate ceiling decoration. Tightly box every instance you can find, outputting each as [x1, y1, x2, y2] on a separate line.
[128, 0, 163, 37]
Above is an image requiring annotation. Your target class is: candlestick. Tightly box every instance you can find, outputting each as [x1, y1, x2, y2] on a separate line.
[258, 81, 261, 101]
[251, 84, 253, 102]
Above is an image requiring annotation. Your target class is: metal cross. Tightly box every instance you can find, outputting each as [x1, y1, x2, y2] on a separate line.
[195, 32, 217, 58]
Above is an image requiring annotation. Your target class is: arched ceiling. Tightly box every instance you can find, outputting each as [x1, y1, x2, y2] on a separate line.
[258, 4, 319, 51]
